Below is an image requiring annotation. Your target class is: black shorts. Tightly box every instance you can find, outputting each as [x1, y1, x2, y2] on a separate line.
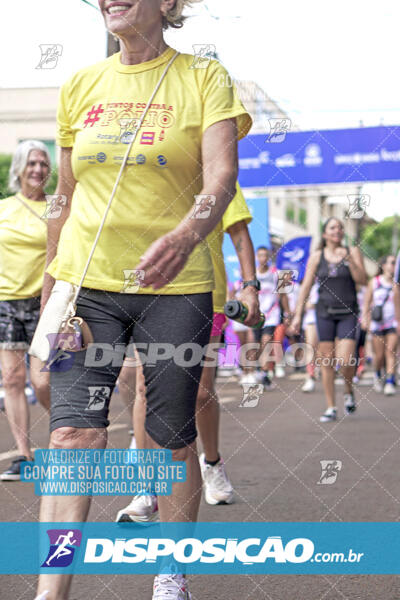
[316, 313, 358, 342]
[49, 288, 213, 449]
[0, 296, 41, 350]
[373, 327, 396, 337]
[253, 325, 276, 343]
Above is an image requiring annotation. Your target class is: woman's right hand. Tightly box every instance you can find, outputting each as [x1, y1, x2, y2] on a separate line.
[289, 314, 302, 336]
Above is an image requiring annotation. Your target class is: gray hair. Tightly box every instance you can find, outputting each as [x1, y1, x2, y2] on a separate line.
[8, 140, 51, 193]
[163, 0, 203, 29]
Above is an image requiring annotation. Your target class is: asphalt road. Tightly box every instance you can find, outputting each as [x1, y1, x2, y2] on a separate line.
[1, 370, 399, 599]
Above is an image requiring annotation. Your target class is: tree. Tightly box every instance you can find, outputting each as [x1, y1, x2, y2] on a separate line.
[361, 216, 398, 259]
[0, 153, 58, 200]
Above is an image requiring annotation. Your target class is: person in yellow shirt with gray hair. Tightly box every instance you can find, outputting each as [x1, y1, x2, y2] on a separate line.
[0, 140, 50, 481]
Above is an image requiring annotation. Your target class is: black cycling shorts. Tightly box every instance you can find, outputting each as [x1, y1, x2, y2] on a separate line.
[49, 288, 213, 449]
[316, 313, 358, 342]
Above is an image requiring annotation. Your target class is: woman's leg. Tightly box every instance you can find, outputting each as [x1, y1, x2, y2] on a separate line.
[335, 338, 357, 394]
[305, 324, 318, 377]
[0, 349, 31, 457]
[29, 356, 50, 412]
[372, 334, 385, 376]
[384, 332, 398, 377]
[318, 342, 336, 409]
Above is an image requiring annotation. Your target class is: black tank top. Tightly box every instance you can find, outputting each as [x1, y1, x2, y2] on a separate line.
[316, 247, 358, 316]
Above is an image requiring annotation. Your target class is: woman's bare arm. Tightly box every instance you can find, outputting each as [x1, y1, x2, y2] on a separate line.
[41, 147, 76, 311]
[135, 119, 238, 290]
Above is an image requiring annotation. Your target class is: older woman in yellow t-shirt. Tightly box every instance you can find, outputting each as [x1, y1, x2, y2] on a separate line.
[36, 2, 257, 599]
[0, 141, 50, 481]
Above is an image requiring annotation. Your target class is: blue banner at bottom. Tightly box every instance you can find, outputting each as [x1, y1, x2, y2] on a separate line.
[0, 522, 398, 574]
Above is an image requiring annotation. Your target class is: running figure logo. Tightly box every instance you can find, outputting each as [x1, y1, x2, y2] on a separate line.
[121, 269, 145, 293]
[119, 118, 137, 144]
[191, 195, 216, 219]
[266, 118, 291, 143]
[41, 529, 82, 567]
[190, 44, 216, 69]
[317, 460, 343, 485]
[86, 386, 111, 411]
[43, 195, 67, 220]
[347, 194, 370, 219]
[239, 384, 264, 408]
[276, 269, 298, 294]
[36, 44, 63, 69]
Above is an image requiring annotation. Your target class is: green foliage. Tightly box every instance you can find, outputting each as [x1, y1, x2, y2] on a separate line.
[0, 153, 57, 199]
[361, 216, 398, 259]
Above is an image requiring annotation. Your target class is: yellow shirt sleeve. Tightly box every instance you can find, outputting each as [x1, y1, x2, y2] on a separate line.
[56, 80, 74, 148]
[222, 183, 252, 232]
[201, 61, 252, 139]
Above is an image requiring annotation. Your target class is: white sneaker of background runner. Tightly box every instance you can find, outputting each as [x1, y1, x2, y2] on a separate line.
[34, 592, 49, 600]
[115, 494, 158, 523]
[152, 573, 191, 600]
[199, 453, 234, 505]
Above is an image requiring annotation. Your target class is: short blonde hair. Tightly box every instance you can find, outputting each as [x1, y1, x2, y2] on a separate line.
[163, 0, 203, 29]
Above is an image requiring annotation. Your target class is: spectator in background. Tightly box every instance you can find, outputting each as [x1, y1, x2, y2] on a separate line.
[0, 140, 51, 480]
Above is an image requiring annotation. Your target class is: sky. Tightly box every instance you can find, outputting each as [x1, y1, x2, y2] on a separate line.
[1, 0, 399, 221]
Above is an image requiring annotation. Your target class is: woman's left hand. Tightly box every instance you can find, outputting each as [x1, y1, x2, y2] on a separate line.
[135, 229, 197, 290]
[238, 287, 262, 327]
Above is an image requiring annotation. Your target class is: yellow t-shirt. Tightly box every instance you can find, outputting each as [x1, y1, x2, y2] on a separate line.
[207, 183, 252, 313]
[0, 194, 47, 300]
[47, 47, 252, 295]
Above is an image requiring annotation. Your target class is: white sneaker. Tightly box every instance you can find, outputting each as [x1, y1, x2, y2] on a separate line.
[34, 592, 50, 600]
[301, 377, 315, 393]
[199, 453, 234, 505]
[373, 374, 383, 393]
[153, 573, 191, 600]
[275, 366, 286, 378]
[319, 407, 337, 422]
[239, 372, 257, 385]
[384, 382, 396, 396]
[115, 494, 159, 523]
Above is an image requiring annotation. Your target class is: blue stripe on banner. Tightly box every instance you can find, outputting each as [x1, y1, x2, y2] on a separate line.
[1, 522, 399, 574]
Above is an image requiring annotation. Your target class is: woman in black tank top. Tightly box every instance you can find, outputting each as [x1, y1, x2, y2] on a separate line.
[291, 218, 367, 423]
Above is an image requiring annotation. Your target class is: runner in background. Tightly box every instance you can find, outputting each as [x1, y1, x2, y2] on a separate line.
[253, 247, 290, 388]
[353, 284, 367, 384]
[361, 255, 397, 395]
[291, 218, 367, 422]
[116, 184, 261, 523]
[301, 281, 319, 392]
